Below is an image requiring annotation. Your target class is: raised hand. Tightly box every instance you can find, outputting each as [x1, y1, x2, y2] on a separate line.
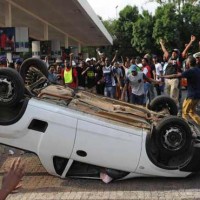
[0, 157, 25, 200]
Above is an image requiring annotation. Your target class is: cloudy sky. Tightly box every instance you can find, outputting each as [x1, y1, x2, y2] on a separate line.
[87, 0, 159, 20]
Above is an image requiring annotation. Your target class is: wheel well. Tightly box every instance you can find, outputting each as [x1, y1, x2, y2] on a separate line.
[0, 98, 29, 125]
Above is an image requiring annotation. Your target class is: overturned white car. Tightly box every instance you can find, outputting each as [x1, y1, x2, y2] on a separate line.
[0, 58, 200, 182]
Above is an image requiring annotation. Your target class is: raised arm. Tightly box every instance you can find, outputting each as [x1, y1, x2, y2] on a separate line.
[182, 35, 196, 59]
[69, 53, 73, 67]
[160, 39, 169, 60]
[111, 50, 118, 65]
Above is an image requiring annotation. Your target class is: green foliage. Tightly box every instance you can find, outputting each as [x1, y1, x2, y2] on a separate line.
[100, 2, 200, 58]
[132, 10, 156, 54]
[153, 4, 181, 48]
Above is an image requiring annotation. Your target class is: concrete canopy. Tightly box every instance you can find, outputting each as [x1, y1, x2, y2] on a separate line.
[0, 0, 113, 47]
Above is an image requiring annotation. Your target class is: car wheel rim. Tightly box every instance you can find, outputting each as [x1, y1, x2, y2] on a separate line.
[0, 77, 14, 102]
[161, 126, 185, 151]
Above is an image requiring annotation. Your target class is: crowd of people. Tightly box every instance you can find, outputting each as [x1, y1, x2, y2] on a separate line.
[43, 35, 200, 126]
[1, 35, 200, 126]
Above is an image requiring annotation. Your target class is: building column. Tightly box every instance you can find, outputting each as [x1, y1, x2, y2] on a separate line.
[78, 42, 81, 53]
[5, 2, 12, 63]
[32, 41, 41, 58]
[44, 24, 49, 40]
[5, 2, 12, 26]
[65, 35, 69, 48]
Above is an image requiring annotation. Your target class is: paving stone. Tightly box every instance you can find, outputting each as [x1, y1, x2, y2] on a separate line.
[1, 152, 200, 199]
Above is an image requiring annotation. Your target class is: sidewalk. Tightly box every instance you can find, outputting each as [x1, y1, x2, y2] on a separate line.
[1, 147, 200, 199]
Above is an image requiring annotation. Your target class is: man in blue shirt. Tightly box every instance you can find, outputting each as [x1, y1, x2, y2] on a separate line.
[161, 56, 200, 125]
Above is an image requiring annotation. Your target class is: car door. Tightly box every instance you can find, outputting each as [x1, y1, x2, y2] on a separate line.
[70, 118, 143, 172]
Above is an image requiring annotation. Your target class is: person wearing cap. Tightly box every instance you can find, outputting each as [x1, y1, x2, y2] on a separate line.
[160, 36, 196, 108]
[81, 58, 96, 93]
[160, 56, 200, 126]
[121, 65, 160, 105]
[91, 57, 97, 64]
[62, 53, 78, 89]
[159, 39, 182, 105]
[193, 52, 200, 68]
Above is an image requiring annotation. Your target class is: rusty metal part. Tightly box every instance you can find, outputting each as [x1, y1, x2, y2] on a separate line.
[38, 92, 73, 101]
[36, 85, 170, 129]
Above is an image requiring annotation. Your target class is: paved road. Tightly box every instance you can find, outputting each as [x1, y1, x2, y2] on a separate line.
[1, 151, 200, 200]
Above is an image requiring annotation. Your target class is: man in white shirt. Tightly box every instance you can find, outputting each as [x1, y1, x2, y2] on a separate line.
[121, 65, 159, 105]
[153, 55, 163, 95]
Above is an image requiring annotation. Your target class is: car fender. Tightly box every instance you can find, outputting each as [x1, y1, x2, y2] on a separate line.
[135, 131, 191, 177]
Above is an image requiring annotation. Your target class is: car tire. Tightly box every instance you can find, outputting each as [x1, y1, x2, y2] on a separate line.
[20, 58, 48, 83]
[0, 68, 24, 107]
[149, 95, 178, 115]
[155, 116, 192, 156]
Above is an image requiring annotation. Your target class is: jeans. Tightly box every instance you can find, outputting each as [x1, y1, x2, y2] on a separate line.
[104, 86, 116, 98]
[131, 93, 144, 105]
[144, 82, 151, 104]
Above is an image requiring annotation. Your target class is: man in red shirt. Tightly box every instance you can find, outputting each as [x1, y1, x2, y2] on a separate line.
[142, 58, 153, 104]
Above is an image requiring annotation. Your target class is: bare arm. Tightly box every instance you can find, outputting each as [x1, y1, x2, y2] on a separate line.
[120, 83, 128, 101]
[160, 39, 169, 60]
[0, 158, 25, 200]
[81, 66, 90, 76]
[182, 35, 196, 58]
[69, 53, 73, 67]
[111, 50, 118, 65]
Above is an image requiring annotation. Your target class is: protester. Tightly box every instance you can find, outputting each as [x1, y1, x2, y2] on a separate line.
[160, 56, 200, 126]
[102, 57, 117, 98]
[82, 58, 96, 93]
[153, 55, 163, 95]
[121, 65, 160, 105]
[114, 61, 123, 99]
[193, 52, 200, 68]
[76, 60, 86, 90]
[160, 39, 182, 105]
[48, 65, 58, 84]
[141, 57, 153, 104]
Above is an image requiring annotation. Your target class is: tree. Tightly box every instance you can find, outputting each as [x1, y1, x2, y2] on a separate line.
[148, 0, 199, 12]
[153, 4, 181, 50]
[177, 3, 200, 52]
[132, 10, 156, 54]
[114, 5, 140, 58]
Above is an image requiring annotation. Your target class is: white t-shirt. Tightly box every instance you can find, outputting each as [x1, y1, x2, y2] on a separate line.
[127, 72, 145, 96]
[155, 63, 163, 81]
